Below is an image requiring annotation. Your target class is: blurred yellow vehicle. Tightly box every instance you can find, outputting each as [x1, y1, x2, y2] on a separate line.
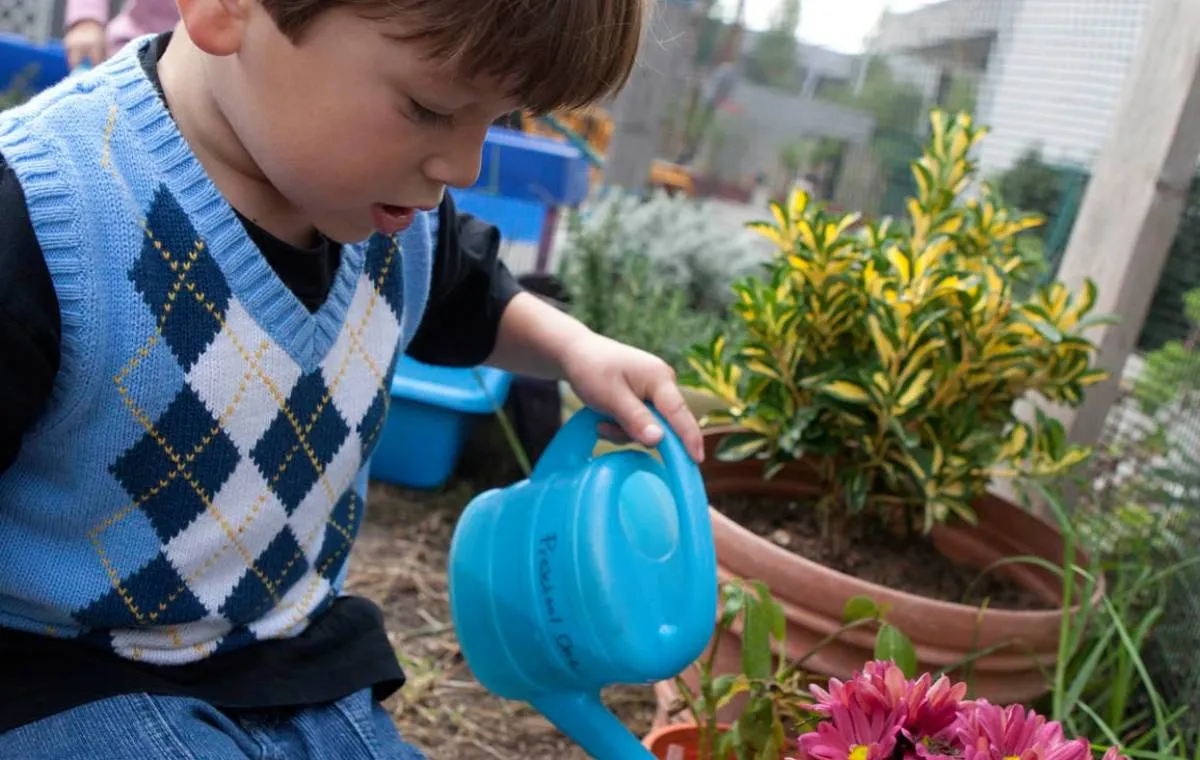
[511, 107, 694, 197]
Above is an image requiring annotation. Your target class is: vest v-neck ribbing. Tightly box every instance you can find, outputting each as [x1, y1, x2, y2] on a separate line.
[104, 49, 367, 372]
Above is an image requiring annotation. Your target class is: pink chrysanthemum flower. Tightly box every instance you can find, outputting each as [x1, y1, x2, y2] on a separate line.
[798, 703, 905, 760]
[810, 660, 968, 746]
[903, 671, 969, 739]
[810, 660, 908, 719]
[956, 700, 1090, 760]
[1101, 746, 1130, 760]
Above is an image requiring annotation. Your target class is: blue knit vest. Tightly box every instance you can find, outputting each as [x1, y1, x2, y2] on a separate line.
[0, 39, 434, 664]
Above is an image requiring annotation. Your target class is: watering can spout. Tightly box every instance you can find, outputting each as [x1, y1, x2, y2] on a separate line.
[531, 692, 654, 760]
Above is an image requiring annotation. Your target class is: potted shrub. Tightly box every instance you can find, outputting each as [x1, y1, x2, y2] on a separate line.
[680, 110, 1110, 706]
[645, 580, 918, 759]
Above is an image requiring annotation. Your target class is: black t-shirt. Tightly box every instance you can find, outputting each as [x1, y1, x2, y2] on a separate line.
[0, 33, 521, 732]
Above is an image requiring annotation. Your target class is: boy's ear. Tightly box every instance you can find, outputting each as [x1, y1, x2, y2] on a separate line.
[176, 0, 252, 56]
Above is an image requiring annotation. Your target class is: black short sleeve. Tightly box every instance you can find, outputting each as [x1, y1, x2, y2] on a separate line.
[0, 152, 62, 473]
[406, 192, 523, 367]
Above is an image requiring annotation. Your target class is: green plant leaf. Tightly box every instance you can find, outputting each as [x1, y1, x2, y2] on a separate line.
[749, 579, 788, 644]
[715, 433, 767, 462]
[842, 595, 879, 623]
[740, 594, 772, 681]
[762, 732, 784, 760]
[1022, 314, 1064, 343]
[844, 469, 870, 514]
[719, 583, 746, 628]
[716, 723, 740, 756]
[874, 623, 918, 678]
[820, 380, 871, 404]
[1074, 313, 1121, 330]
[709, 673, 739, 704]
[765, 595, 787, 643]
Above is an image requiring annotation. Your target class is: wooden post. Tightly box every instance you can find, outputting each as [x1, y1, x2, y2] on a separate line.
[1043, 0, 1200, 448]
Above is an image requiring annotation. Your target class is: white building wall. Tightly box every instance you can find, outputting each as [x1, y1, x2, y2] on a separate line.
[977, 0, 1150, 176]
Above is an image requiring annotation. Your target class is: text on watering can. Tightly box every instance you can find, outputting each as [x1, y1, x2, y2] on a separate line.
[537, 533, 581, 672]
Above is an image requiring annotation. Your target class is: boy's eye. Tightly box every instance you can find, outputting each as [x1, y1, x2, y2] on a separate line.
[409, 100, 454, 128]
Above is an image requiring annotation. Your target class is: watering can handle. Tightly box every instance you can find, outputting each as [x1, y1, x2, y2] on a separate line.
[531, 402, 716, 613]
[532, 405, 709, 532]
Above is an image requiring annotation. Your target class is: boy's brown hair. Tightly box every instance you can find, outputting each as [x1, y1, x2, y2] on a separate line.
[260, 0, 647, 114]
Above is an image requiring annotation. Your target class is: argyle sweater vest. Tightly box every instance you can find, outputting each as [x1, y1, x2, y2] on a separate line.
[0, 40, 434, 664]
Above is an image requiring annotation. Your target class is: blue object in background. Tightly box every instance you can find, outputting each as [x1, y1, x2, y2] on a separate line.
[447, 405, 718, 759]
[450, 127, 591, 254]
[450, 189, 547, 244]
[471, 127, 590, 207]
[369, 354, 514, 490]
[0, 34, 69, 95]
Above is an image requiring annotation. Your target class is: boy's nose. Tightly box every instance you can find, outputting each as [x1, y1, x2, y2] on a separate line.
[425, 129, 487, 190]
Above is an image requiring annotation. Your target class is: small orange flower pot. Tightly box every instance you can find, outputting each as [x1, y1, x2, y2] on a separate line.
[642, 723, 734, 759]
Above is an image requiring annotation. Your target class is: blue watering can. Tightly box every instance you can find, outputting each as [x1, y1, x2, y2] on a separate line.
[448, 405, 718, 759]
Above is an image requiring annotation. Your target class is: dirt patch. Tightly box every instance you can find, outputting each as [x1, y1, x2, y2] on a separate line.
[712, 493, 1053, 611]
[345, 464, 658, 758]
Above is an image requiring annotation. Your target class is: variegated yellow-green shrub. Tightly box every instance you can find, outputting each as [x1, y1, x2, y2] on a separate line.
[682, 110, 1113, 541]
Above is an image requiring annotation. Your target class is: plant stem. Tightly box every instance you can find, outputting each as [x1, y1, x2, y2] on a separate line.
[781, 617, 880, 679]
[1052, 510, 1076, 721]
[473, 368, 532, 477]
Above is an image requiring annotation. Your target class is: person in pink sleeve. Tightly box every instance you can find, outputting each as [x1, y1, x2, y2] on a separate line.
[62, 0, 180, 69]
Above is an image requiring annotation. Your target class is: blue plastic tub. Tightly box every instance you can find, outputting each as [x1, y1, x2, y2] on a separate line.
[450, 188, 548, 243]
[472, 126, 590, 206]
[0, 34, 68, 96]
[369, 354, 514, 490]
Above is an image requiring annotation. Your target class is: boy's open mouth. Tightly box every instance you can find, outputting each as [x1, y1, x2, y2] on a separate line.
[371, 203, 416, 235]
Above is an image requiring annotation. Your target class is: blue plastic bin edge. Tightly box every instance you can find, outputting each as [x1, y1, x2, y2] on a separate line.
[389, 356, 514, 416]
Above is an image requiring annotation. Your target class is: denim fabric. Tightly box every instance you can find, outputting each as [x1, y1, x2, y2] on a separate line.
[0, 689, 428, 760]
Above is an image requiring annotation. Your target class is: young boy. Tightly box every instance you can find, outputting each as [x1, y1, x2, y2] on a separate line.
[0, 1, 705, 757]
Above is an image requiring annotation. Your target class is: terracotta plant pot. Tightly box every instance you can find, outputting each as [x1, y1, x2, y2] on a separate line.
[560, 383, 728, 426]
[672, 430, 1102, 720]
[642, 722, 736, 759]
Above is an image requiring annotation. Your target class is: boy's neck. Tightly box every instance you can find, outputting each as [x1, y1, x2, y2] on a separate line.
[155, 31, 322, 249]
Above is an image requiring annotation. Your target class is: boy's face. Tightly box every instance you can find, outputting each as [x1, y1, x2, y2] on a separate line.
[180, 1, 521, 243]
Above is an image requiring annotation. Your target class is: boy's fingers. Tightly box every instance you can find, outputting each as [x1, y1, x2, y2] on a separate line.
[605, 387, 665, 450]
[591, 381, 705, 463]
[596, 421, 631, 444]
[650, 382, 705, 463]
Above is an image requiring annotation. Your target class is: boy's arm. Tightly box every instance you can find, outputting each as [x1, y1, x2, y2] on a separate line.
[405, 191, 523, 367]
[406, 193, 704, 461]
[484, 290, 590, 380]
[0, 154, 62, 473]
[487, 292, 706, 462]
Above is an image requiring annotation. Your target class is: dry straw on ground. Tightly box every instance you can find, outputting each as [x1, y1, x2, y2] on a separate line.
[346, 480, 658, 759]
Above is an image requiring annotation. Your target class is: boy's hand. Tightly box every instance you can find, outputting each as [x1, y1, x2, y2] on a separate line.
[561, 333, 705, 463]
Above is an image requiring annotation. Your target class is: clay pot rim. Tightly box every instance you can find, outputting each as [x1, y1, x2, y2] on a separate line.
[642, 721, 734, 752]
[700, 428, 1105, 622]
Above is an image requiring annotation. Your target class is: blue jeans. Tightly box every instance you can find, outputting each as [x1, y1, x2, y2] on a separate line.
[0, 689, 427, 759]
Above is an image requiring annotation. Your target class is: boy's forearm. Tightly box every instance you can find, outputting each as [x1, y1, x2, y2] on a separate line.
[486, 291, 594, 380]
